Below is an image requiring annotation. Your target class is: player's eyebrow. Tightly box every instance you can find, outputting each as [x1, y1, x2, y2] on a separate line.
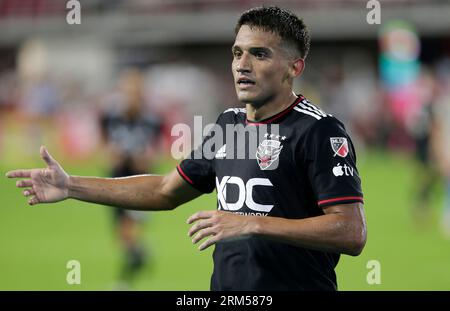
[249, 47, 272, 56]
[231, 45, 272, 55]
[231, 45, 242, 53]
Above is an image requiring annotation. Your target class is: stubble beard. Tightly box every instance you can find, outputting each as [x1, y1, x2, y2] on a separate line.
[238, 92, 275, 109]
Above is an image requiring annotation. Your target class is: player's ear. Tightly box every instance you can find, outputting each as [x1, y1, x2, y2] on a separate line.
[290, 58, 305, 78]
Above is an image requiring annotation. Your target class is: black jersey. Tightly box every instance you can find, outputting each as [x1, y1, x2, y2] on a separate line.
[100, 110, 161, 156]
[177, 95, 363, 291]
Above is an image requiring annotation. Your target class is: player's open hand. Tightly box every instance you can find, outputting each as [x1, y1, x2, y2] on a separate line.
[5, 146, 70, 205]
[187, 210, 253, 251]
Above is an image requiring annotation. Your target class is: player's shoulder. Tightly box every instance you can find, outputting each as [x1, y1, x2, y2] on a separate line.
[221, 107, 247, 118]
[291, 96, 346, 133]
[292, 96, 331, 122]
[222, 107, 247, 115]
[216, 107, 247, 124]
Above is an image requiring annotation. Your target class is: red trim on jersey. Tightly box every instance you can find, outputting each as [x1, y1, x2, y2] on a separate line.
[318, 196, 364, 206]
[177, 164, 194, 185]
[246, 95, 304, 125]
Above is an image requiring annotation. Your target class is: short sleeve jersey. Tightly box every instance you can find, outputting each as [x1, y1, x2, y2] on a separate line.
[177, 95, 364, 290]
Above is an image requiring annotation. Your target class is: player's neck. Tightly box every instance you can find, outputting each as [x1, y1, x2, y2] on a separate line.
[246, 91, 298, 122]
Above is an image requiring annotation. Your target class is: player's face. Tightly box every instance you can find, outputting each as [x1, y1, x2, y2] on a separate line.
[232, 25, 293, 105]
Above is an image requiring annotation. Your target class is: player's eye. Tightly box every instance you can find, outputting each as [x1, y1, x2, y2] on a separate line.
[255, 51, 267, 59]
[233, 51, 242, 58]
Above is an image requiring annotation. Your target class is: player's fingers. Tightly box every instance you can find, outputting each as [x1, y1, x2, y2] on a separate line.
[192, 227, 216, 244]
[40, 146, 56, 166]
[16, 179, 33, 188]
[28, 196, 40, 206]
[5, 170, 32, 178]
[23, 189, 35, 197]
[198, 234, 219, 251]
[186, 210, 215, 224]
[188, 220, 213, 237]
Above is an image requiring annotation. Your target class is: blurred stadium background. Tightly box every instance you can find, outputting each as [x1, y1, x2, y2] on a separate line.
[1, 0, 450, 290]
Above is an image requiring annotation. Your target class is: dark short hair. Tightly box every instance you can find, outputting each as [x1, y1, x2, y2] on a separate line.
[235, 6, 310, 59]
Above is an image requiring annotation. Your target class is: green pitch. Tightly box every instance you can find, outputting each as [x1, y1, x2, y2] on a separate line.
[0, 150, 449, 290]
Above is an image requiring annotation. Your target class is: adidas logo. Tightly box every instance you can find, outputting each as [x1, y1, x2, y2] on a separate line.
[215, 144, 226, 159]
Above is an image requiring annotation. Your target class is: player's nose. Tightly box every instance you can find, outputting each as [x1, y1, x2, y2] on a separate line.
[236, 52, 252, 73]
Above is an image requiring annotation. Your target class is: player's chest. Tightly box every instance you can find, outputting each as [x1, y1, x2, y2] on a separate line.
[213, 126, 299, 177]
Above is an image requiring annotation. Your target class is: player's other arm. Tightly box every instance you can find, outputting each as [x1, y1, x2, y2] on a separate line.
[187, 203, 366, 256]
[252, 202, 367, 256]
[6, 146, 202, 211]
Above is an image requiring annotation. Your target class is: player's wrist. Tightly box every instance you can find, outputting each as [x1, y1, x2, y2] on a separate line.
[66, 175, 75, 199]
[247, 216, 264, 235]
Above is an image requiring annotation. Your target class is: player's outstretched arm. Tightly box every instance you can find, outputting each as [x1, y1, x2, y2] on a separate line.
[6, 146, 202, 210]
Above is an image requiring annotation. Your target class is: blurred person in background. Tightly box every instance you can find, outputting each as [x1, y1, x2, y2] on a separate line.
[409, 66, 440, 227]
[17, 40, 61, 153]
[430, 58, 450, 238]
[0, 71, 17, 156]
[99, 68, 162, 288]
[6, 6, 366, 290]
[19, 74, 60, 152]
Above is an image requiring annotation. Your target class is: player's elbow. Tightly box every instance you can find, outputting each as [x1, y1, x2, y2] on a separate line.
[346, 236, 366, 256]
[345, 224, 367, 256]
[164, 199, 179, 211]
[153, 194, 179, 211]
[140, 198, 177, 211]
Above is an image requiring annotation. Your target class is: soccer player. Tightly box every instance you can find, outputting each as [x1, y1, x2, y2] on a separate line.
[6, 6, 366, 290]
[430, 61, 450, 238]
[99, 68, 162, 287]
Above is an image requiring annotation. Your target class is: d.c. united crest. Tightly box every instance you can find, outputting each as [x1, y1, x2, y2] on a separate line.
[256, 138, 284, 170]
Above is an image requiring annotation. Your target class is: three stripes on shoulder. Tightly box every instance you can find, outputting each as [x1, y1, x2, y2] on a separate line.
[223, 108, 247, 114]
[223, 99, 331, 121]
[294, 99, 331, 120]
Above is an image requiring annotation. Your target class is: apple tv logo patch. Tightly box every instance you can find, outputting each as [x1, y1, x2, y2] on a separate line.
[332, 163, 354, 177]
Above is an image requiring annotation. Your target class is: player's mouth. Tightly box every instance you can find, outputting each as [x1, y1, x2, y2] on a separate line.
[237, 77, 256, 89]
